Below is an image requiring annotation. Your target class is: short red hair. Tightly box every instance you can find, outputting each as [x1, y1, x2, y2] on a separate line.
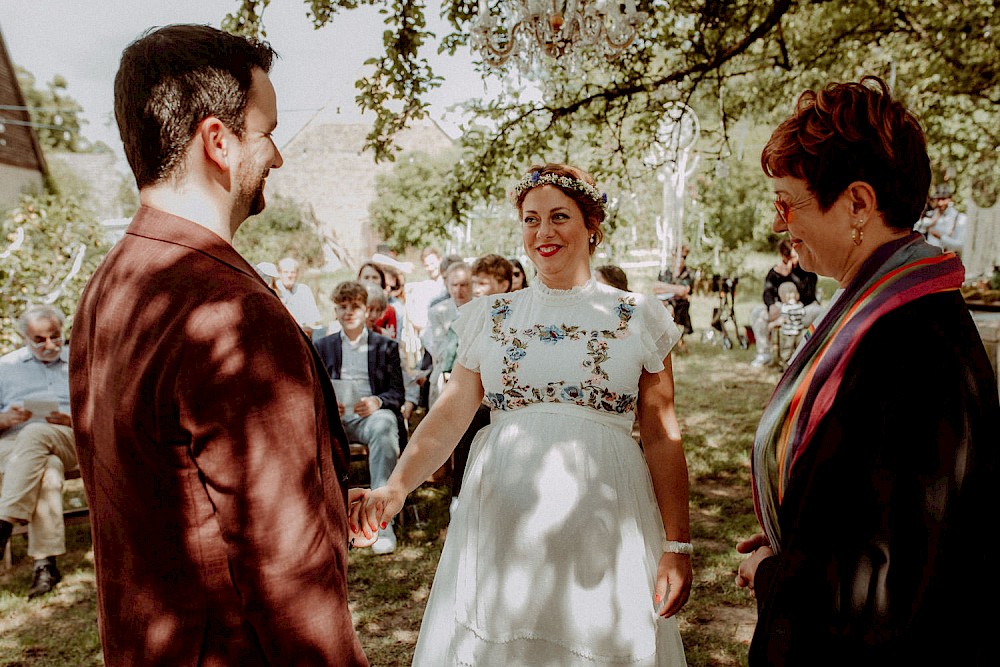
[761, 76, 929, 229]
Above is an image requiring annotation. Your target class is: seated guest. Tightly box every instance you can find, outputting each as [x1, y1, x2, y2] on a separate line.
[508, 257, 529, 290]
[422, 262, 473, 409]
[382, 264, 408, 339]
[653, 246, 694, 337]
[276, 256, 323, 336]
[749, 239, 823, 367]
[364, 282, 395, 340]
[430, 255, 466, 309]
[380, 264, 423, 421]
[315, 282, 407, 555]
[0, 305, 77, 598]
[768, 282, 806, 367]
[254, 261, 280, 295]
[595, 264, 630, 291]
[450, 255, 513, 514]
[915, 183, 967, 254]
[471, 254, 513, 298]
[359, 261, 397, 339]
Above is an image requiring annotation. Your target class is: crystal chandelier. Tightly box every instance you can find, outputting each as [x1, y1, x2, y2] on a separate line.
[471, 0, 650, 72]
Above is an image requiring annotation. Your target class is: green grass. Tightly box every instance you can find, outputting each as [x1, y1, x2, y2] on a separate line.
[1, 308, 781, 666]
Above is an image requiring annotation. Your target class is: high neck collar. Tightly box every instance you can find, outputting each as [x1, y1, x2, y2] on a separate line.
[533, 275, 598, 303]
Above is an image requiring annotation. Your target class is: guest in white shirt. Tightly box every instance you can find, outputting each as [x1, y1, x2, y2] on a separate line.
[423, 262, 473, 409]
[0, 305, 77, 598]
[276, 256, 323, 336]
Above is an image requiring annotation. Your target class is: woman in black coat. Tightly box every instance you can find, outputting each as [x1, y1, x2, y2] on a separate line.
[736, 76, 1000, 666]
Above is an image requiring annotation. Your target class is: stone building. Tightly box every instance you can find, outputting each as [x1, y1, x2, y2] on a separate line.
[0, 28, 46, 211]
[264, 105, 454, 270]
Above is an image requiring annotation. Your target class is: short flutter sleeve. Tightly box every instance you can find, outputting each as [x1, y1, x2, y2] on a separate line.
[451, 295, 493, 373]
[636, 293, 682, 373]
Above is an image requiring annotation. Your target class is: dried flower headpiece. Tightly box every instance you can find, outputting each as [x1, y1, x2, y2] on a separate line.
[509, 171, 609, 214]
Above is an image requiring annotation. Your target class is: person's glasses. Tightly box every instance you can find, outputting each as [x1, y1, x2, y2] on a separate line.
[27, 335, 63, 349]
[773, 195, 815, 225]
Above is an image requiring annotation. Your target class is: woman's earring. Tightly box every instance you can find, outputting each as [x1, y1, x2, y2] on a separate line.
[851, 221, 864, 246]
[589, 234, 596, 244]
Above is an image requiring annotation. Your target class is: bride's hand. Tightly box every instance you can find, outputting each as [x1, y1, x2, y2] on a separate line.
[346, 488, 378, 548]
[350, 484, 406, 539]
[654, 551, 692, 618]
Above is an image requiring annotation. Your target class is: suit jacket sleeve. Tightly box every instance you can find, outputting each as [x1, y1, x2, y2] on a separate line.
[174, 289, 360, 662]
[373, 336, 405, 411]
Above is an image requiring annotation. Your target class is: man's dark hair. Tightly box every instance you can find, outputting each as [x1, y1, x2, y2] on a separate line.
[114, 24, 276, 188]
[332, 281, 369, 308]
[472, 254, 513, 291]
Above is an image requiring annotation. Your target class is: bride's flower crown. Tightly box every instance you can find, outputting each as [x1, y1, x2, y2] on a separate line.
[509, 171, 609, 214]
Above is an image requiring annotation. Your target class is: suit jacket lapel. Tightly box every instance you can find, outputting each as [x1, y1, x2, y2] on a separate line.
[331, 336, 343, 379]
[367, 336, 380, 393]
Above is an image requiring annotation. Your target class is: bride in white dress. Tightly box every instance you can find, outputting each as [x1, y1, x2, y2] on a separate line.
[353, 163, 692, 666]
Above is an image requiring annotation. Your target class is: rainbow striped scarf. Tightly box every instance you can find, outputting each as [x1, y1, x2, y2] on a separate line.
[751, 233, 965, 550]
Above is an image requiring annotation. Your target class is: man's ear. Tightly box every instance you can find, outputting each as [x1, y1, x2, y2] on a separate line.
[198, 116, 232, 172]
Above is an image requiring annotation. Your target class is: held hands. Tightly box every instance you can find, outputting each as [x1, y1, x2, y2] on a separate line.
[347, 488, 378, 549]
[655, 551, 692, 618]
[735, 533, 774, 598]
[350, 484, 406, 541]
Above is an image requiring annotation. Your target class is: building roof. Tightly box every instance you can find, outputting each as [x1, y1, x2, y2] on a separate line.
[0, 26, 47, 175]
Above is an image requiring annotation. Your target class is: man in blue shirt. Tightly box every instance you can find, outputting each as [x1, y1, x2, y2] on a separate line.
[0, 305, 76, 598]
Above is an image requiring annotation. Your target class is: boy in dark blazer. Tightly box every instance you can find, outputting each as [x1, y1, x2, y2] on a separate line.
[315, 281, 407, 554]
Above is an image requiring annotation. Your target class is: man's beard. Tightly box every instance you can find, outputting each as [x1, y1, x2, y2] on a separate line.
[238, 166, 268, 219]
[247, 177, 266, 217]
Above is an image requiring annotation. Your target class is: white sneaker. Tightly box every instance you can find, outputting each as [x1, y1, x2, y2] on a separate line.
[750, 353, 772, 367]
[371, 523, 396, 555]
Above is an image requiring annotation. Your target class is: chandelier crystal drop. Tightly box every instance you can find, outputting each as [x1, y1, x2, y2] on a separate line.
[471, 0, 650, 73]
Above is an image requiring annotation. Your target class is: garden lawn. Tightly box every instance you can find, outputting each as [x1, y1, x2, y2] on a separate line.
[0, 311, 780, 666]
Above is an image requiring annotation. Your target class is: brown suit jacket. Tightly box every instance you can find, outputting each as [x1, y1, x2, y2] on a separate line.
[70, 207, 368, 666]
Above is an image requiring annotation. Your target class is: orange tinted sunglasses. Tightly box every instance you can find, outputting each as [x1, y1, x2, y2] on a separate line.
[773, 195, 815, 224]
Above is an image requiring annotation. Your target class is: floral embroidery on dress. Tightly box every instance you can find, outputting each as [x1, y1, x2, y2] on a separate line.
[483, 294, 641, 415]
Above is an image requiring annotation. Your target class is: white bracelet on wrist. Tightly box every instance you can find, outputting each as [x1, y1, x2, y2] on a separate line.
[665, 541, 694, 555]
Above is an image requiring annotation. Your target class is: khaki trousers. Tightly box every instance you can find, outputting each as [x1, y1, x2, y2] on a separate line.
[0, 422, 77, 559]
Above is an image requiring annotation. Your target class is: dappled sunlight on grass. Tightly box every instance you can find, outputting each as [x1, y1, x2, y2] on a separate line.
[1, 341, 777, 666]
[669, 337, 776, 664]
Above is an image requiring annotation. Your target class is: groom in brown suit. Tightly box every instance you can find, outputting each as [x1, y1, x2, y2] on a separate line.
[70, 25, 369, 666]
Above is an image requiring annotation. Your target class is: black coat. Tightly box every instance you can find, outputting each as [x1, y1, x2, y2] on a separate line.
[750, 290, 1000, 666]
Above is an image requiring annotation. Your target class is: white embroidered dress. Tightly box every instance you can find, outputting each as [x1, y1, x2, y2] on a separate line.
[412, 278, 687, 666]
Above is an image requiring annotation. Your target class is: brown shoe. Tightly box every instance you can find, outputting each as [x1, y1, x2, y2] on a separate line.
[27, 558, 62, 599]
